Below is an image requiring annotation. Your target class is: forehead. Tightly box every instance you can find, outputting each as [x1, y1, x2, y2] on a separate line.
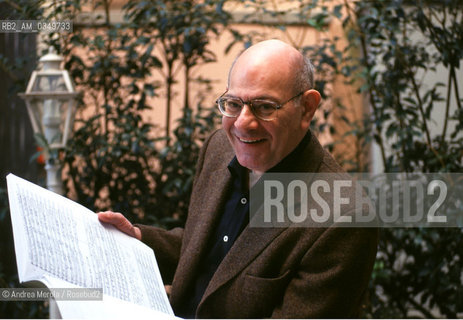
[228, 60, 294, 100]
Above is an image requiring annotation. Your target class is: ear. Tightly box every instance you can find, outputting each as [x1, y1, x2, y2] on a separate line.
[300, 89, 321, 130]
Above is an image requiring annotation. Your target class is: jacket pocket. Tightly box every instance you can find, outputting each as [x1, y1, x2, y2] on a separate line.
[241, 269, 292, 317]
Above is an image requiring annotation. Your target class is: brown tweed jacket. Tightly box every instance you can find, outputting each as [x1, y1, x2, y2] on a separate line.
[137, 129, 378, 318]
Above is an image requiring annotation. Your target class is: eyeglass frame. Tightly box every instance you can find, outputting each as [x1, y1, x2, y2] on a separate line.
[215, 90, 305, 121]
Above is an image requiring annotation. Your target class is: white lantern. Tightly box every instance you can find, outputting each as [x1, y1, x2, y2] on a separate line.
[19, 47, 79, 195]
[19, 47, 78, 149]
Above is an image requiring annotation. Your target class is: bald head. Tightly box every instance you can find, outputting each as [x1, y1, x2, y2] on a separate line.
[222, 39, 321, 174]
[228, 40, 314, 94]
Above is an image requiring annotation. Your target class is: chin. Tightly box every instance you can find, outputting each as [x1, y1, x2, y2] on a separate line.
[236, 156, 266, 172]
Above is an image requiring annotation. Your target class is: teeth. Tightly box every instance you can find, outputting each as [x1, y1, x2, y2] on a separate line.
[239, 137, 264, 144]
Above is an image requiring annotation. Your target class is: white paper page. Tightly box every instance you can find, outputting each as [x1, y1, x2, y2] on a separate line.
[56, 295, 179, 320]
[6, 173, 173, 316]
[42, 277, 179, 320]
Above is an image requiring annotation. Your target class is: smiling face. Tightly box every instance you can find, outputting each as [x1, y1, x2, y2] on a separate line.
[222, 40, 321, 174]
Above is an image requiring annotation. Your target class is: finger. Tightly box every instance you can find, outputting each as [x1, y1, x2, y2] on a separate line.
[97, 211, 121, 223]
[164, 285, 172, 297]
[97, 211, 141, 240]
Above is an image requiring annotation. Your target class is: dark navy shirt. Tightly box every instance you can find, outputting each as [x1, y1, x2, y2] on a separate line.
[177, 131, 312, 318]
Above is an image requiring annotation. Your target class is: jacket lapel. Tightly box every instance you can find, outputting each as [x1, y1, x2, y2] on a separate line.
[171, 162, 234, 305]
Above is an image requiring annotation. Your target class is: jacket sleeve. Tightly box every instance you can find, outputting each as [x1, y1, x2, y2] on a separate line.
[134, 129, 221, 284]
[272, 226, 378, 318]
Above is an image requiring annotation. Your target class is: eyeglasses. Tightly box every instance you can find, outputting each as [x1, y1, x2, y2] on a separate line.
[216, 90, 304, 121]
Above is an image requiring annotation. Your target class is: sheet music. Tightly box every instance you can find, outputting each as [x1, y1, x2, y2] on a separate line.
[6, 173, 174, 316]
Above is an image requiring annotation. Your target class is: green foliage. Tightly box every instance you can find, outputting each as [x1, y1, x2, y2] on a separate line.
[372, 228, 463, 318]
[153, 105, 220, 227]
[55, 10, 157, 222]
[0, 3, 51, 318]
[123, 0, 229, 139]
[331, 0, 463, 317]
[342, 0, 463, 174]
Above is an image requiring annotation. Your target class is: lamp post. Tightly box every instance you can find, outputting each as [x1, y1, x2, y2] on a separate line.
[19, 47, 78, 195]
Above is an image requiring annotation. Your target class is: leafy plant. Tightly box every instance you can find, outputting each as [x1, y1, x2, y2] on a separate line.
[153, 104, 220, 227]
[327, 0, 463, 317]
[123, 0, 229, 143]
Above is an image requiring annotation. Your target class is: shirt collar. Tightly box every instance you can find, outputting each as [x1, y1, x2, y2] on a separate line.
[228, 155, 246, 180]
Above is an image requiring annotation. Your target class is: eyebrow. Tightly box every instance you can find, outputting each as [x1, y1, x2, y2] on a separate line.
[223, 94, 279, 102]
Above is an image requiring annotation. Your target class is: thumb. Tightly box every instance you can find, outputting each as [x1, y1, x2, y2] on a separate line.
[97, 211, 142, 240]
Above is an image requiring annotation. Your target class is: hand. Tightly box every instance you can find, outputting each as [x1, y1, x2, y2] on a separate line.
[97, 211, 142, 241]
[164, 285, 172, 297]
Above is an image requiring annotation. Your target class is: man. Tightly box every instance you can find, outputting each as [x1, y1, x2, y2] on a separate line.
[99, 39, 378, 318]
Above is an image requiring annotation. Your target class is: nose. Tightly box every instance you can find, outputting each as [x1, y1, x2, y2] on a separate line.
[234, 104, 259, 130]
